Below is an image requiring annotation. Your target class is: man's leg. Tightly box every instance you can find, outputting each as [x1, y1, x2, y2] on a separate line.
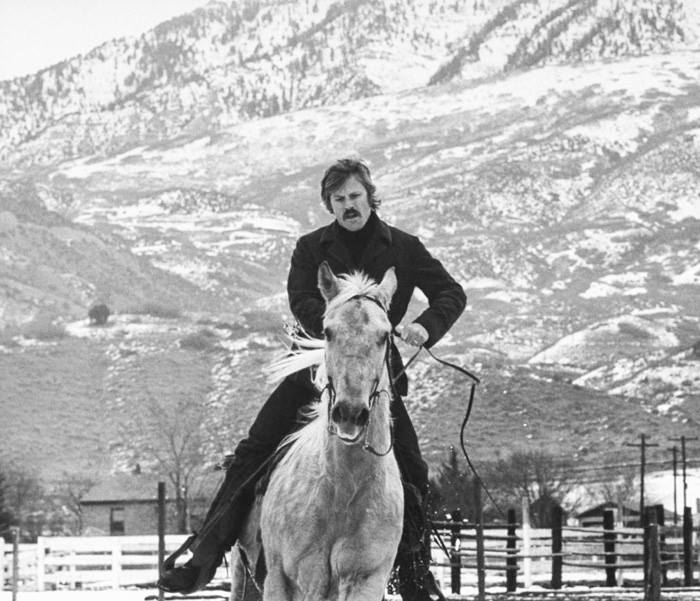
[391, 396, 445, 601]
[158, 375, 314, 593]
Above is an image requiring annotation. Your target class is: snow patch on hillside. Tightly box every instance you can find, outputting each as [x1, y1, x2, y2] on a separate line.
[669, 195, 700, 221]
[672, 264, 700, 286]
[65, 316, 190, 339]
[566, 110, 655, 156]
[581, 271, 648, 298]
[466, 277, 507, 290]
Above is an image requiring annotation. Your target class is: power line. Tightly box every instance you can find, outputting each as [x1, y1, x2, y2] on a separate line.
[550, 457, 700, 474]
[669, 435, 699, 510]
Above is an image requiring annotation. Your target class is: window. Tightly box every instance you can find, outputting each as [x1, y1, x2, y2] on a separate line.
[110, 507, 125, 535]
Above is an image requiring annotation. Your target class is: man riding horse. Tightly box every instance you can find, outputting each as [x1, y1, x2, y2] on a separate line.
[158, 158, 466, 601]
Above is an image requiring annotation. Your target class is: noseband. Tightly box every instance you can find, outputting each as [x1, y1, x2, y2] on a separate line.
[321, 294, 394, 457]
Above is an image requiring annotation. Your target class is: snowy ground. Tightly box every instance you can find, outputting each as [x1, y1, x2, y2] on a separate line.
[4, 589, 700, 601]
[0, 592, 166, 601]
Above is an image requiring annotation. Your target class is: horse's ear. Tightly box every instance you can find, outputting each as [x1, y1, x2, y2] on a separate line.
[376, 267, 397, 308]
[318, 261, 340, 302]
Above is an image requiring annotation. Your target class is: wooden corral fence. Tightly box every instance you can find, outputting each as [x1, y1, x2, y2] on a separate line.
[1, 505, 698, 594]
[429, 501, 699, 598]
[1, 534, 228, 591]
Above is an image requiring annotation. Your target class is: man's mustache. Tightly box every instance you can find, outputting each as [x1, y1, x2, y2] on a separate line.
[343, 209, 360, 219]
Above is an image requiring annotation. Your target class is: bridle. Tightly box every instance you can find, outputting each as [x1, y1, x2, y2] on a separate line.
[321, 293, 395, 457]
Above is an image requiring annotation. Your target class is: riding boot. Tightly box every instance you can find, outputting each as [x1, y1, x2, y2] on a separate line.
[157, 452, 268, 594]
[394, 482, 446, 601]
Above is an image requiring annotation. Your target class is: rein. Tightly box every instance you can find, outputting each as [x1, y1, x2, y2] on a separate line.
[393, 332, 507, 519]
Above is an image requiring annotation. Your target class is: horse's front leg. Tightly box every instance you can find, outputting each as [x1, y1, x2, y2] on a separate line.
[337, 569, 392, 601]
[262, 564, 288, 601]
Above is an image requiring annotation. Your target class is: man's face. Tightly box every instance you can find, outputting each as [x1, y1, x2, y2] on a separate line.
[329, 175, 372, 232]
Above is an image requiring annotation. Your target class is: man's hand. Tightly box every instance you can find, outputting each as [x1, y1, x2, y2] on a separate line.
[396, 323, 429, 347]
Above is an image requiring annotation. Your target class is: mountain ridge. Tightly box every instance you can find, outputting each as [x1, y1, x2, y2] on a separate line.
[1, 0, 697, 166]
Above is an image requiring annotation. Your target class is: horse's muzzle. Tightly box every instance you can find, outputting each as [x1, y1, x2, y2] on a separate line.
[331, 400, 369, 443]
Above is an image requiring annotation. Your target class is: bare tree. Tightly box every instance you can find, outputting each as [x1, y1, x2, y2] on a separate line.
[53, 472, 98, 534]
[113, 350, 224, 533]
[0, 462, 46, 540]
[598, 467, 638, 522]
[485, 450, 581, 526]
[119, 388, 219, 531]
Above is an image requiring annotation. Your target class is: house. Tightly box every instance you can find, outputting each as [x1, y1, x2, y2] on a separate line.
[80, 471, 221, 536]
[576, 502, 644, 527]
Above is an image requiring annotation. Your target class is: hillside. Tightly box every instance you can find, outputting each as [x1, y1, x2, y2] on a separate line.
[0, 0, 697, 166]
[0, 1, 699, 499]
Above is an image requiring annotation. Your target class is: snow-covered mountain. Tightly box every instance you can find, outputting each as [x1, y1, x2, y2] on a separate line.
[1, 0, 699, 483]
[0, 0, 696, 166]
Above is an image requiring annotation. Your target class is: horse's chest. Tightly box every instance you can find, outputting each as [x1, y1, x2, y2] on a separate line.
[265, 469, 402, 551]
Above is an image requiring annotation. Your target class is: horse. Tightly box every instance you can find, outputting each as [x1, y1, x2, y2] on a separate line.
[232, 262, 404, 601]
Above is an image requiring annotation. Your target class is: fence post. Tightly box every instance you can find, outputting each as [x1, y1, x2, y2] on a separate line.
[111, 539, 122, 590]
[603, 508, 616, 586]
[11, 527, 19, 601]
[551, 504, 562, 589]
[644, 507, 661, 601]
[35, 536, 45, 592]
[473, 481, 485, 601]
[653, 504, 667, 585]
[69, 548, 77, 589]
[506, 508, 517, 592]
[0, 536, 4, 592]
[449, 509, 461, 595]
[683, 506, 694, 586]
[521, 497, 532, 588]
[158, 482, 166, 601]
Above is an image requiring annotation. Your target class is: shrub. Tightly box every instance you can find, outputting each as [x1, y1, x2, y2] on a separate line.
[179, 329, 219, 351]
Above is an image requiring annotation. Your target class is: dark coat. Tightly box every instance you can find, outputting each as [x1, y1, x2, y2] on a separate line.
[287, 213, 466, 394]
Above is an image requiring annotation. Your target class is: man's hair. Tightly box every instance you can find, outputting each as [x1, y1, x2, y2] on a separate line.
[320, 158, 381, 213]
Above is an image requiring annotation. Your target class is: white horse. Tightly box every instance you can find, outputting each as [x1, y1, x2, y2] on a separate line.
[232, 263, 404, 601]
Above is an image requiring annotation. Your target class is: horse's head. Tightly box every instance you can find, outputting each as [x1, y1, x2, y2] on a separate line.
[318, 262, 397, 445]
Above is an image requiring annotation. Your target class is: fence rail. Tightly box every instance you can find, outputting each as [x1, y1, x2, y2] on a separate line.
[428, 502, 699, 597]
[2, 505, 699, 594]
[1, 535, 229, 591]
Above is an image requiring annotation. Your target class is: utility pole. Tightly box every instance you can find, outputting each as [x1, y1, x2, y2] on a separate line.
[625, 434, 658, 521]
[670, 435, 699, 510]
[670, 446, 678, 525]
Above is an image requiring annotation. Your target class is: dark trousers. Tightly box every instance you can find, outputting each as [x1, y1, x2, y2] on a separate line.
[190, 375, 430, 573]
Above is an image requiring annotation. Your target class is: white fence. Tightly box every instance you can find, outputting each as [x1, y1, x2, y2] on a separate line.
[1, 535, 231, 591]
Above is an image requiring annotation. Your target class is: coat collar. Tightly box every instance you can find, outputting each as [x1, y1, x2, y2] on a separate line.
[320, 212, 392, 269]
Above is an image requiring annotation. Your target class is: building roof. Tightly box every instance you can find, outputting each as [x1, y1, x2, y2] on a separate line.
[576, 502, 640, 518]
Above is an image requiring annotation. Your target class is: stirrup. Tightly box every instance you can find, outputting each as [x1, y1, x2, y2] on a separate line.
[163, 532, 197, 571]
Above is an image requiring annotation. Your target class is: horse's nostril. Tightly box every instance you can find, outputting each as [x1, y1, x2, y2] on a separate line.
[356, 407, 369, 427]
[331, 403, 345, 424]
[331, 401, 368, 429]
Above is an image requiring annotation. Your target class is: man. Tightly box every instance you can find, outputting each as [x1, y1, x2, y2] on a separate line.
[158, 159, 466, 600]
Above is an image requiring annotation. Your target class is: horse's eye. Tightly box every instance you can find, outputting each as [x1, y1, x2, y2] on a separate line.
[377, 331, 389, 346]
[323, 327, 333, 342]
